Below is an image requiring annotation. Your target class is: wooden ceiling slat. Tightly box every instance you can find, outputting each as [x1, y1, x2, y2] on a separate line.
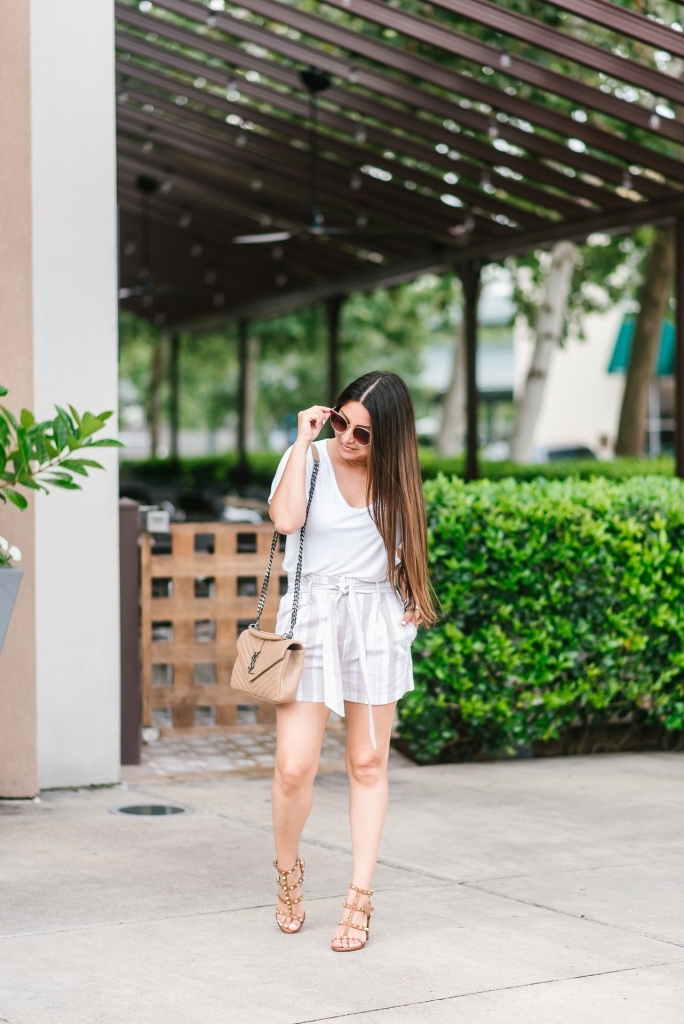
[121, 81, 583, 225]
[425, 0, 684, 106]
[116, 41, 645, 218]
[228, 0, 684, 145]
[544, 0, 684, 59]
[118, 117, 485, 247]
[117, 110, 492, 243]
[144, 0, 684, 181]
[119, 59, 637, 212]
[112, 0, 684, 328]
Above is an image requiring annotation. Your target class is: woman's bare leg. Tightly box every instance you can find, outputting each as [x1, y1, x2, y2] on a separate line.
[272, 700, 330, 930]
[332, 700, 396, 950]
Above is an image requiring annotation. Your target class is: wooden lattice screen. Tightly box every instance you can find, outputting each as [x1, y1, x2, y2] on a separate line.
[140, 522, 287, 734]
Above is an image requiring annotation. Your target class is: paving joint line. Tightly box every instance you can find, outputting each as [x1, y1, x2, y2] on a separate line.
[461, 881, 684, 950]
[0, 882, 448, 941]
[464, 856, 680, 884]
[119, 785, 684, 951]
[291, 962, 672, 1023]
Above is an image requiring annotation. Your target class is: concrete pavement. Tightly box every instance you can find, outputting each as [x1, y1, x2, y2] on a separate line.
[1, 752, 683, 1023]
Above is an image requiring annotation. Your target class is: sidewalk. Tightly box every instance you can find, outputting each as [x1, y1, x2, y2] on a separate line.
[1, 752, 683, 1023]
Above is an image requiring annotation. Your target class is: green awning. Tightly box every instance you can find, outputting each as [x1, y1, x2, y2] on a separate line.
[608, 318, 675, 376]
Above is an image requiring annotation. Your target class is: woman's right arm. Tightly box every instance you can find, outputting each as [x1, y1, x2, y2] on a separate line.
[269, 405, 330, 534]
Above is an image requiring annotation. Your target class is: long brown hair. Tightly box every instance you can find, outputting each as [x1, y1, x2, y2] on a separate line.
[335, 371, 436, 626]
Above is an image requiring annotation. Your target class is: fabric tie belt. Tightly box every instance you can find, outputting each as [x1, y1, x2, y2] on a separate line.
[289, 573, 397, 748]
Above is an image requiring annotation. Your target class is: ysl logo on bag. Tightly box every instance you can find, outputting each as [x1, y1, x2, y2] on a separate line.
[248, 641, 266, 674]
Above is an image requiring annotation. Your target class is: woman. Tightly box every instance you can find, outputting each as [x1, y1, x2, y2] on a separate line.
[268, 370, 435, 952]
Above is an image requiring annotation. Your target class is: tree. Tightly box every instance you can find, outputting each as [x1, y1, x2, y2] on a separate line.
[436, 318, 466, 457]
[615, 226, 674, 456]
[510, 241, 576, 462]
[505, 230, 649, 461]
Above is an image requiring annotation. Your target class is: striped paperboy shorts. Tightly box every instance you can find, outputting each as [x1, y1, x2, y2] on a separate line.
[275, 574, 416, 729]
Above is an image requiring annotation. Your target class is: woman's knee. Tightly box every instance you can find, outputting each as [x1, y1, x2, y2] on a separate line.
[347, 752, 385, 787]
[274, 758, 316, 795]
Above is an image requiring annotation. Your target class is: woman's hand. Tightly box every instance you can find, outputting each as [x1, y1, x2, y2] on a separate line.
[401, 607, 422, 628]
[297, 405, 331, 445]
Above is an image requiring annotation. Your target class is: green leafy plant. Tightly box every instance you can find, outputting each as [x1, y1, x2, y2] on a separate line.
[0, 383, 122, 511]
[399, 475, 684, 763]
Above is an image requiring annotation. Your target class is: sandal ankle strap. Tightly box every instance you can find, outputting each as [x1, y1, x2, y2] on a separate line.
[273, 855, 304, 876]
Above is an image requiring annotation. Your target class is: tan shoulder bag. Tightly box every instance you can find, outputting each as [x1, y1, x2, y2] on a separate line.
[230, 445, 320, 704]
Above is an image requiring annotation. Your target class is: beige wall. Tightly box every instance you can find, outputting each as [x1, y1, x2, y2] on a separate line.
[0, 3, 38, 797]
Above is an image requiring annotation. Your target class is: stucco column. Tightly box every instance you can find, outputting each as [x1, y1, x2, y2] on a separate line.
[0, 1, 120, 795]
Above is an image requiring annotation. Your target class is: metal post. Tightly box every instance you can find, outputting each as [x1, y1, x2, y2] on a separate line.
[675, 218, 684, 478]
[460, 261, 482, 482]
[326, 295, 345, 406]
[169, 332, 180, 462]
[119, 499, 141, 766]
[237, 318, 249, 480]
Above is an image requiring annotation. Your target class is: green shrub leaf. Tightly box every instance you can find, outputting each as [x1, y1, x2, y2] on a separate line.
[398, 476, 684, 762]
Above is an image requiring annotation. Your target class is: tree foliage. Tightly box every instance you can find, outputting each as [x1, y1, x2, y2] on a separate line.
[506, 228, 653, 342]
[118, 274, 458, 446]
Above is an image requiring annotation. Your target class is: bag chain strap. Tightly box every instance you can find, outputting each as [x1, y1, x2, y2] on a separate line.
[253, 449, 320, 638]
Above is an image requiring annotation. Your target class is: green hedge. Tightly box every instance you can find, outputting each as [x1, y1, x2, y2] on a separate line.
[120, 452, 282, 492]
[120, 450, 674, 490]
[398, 475, 684, 763]
[418, 453, 673, 483]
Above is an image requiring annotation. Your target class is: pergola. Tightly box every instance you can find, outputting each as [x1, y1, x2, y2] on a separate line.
[115, 0, 684, 477]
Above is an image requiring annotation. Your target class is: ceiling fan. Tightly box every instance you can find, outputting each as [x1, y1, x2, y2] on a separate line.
[233, 68, 413, 245]
[119, 176, 205, 305]
[119, 175, 160, 300]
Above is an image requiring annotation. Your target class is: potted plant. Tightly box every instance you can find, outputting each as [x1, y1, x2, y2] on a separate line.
[0, 537, 22, 651]
[0, 383, 121, 652]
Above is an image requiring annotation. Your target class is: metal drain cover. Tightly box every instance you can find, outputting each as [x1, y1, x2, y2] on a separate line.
[117, 804, 186, 816]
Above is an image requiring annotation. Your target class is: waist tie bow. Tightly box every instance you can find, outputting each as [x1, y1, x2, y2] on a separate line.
[295, 574, 394, 748]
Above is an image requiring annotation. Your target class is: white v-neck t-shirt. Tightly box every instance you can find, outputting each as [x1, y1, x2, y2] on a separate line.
[268, 439, 390, 582]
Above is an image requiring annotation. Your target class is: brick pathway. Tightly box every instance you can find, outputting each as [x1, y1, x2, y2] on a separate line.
[120, 729, 346, 782]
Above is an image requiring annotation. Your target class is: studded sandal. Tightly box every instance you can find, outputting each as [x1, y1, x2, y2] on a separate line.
[274, 855, 306, 934]
[331, 884, 374, 952]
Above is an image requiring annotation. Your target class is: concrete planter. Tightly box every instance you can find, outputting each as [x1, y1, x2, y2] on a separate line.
[0, 567, 23, 653]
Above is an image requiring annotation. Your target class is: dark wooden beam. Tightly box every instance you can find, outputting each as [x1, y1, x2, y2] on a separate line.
[460, 261, 482, 482]
[180, 249, 454, 332]
[169, 332, 180, 462]
[237, 319, 249, 480]
[326, 296, 346, 406]
[458, 191, 684, 264]
[119, 498, 141, 766]
[178, 190, 684, 332]
[676, 218, 684, 478]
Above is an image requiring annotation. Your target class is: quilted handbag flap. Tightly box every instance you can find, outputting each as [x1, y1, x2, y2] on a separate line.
[236, 625, 304, 681]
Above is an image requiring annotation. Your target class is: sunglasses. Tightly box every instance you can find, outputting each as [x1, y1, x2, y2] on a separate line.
[330, 409, 371, 446]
